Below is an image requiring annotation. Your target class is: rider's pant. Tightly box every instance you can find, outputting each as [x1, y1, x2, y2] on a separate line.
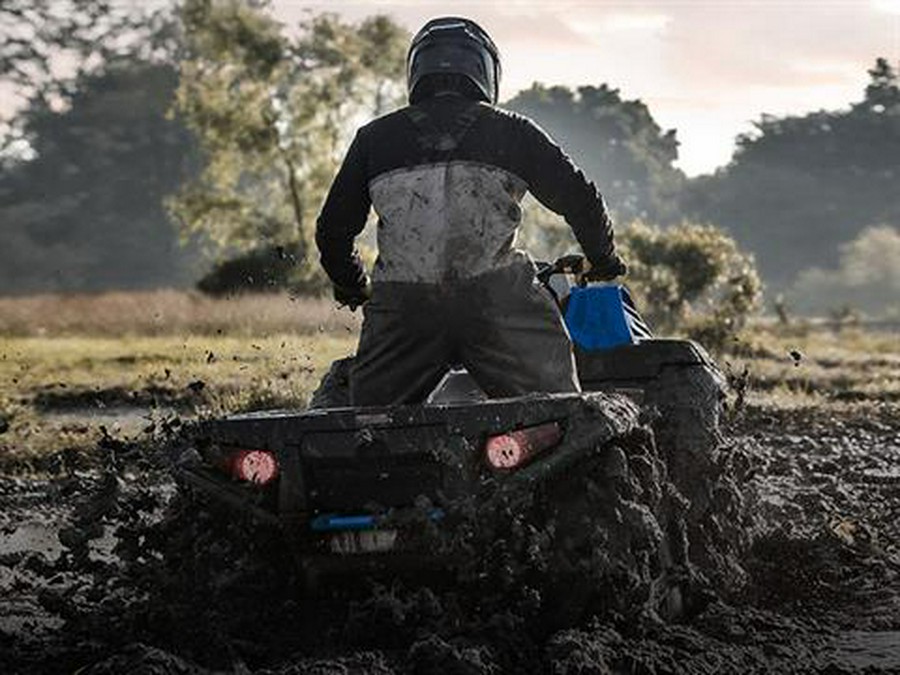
[350, 261, 580, 406]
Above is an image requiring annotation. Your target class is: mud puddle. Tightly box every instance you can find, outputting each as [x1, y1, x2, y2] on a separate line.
[0, 401, 898, 673]
[831, 632, 900, 671]
[41, 405, 179, 437]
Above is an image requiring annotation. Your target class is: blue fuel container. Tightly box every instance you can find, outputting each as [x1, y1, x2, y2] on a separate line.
[564, 285, 649, 351]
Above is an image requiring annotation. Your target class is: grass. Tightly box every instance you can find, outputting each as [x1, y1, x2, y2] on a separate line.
[0, 291, 361, 462]
[724, 323, 900, 415]
[0, 290, 898, 465]
[0, 290, 360, 337]
[0, 333, 358, 460]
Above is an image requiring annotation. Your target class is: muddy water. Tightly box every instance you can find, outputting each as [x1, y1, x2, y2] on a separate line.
[832, 632, 900, 670]
[43, 405, 179, 436]
[1, 403, 898, 674]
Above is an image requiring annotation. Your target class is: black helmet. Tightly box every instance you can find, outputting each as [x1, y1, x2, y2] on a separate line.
[407, 17, 501, 104]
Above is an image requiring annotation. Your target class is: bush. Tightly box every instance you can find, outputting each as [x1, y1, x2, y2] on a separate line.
[518, 205, 763, 348]
[789, 225, 900, 318]
[619, 221, 763, 343]
[196, 242, 328, 296]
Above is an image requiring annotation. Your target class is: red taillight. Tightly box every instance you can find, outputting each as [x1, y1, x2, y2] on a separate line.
[485, 422, 562, 470]
[229, 449, 279, 485]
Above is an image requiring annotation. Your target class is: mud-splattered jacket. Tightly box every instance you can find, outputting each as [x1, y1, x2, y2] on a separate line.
[316, 95, 618, 287]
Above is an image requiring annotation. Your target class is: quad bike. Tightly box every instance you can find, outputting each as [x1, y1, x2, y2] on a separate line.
[177, 255, 726, 615]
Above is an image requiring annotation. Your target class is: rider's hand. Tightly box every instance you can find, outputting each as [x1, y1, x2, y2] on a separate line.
[554, 254, 590, 276]
[581, 254, 627, 283]
[333, 280, 371, 311]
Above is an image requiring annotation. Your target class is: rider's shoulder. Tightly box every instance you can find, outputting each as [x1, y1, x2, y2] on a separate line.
[488, 106, 550, 138]
[358, 108, 410, 135]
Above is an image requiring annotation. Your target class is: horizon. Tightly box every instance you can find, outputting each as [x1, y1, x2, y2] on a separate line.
[1, 1, 897, 175]
[273, 0, 900, 176]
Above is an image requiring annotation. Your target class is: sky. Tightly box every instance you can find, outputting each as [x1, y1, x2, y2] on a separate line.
[271, 0, 900, 176]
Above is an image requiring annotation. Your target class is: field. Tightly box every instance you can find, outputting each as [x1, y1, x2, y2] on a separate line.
[0, 292, 358, 464]
[1, 291, 899, 673]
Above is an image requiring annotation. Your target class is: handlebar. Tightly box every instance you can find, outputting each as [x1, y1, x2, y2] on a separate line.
[535, 254, 588, 284]
[537, 254, 648, 336]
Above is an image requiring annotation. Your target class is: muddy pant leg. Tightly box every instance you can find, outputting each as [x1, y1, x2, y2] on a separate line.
[350, 284, 451, 406]
[457, 263, 580, 397]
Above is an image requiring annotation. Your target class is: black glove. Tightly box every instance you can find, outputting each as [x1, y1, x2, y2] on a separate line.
[333, 280, 371, 310]
[583, 254, 627, 282]
[553, 254, 590, 275]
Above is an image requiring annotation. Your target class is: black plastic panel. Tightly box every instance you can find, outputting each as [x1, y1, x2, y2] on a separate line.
[576, 338, 712, 383]
[303, 453, 444, 511]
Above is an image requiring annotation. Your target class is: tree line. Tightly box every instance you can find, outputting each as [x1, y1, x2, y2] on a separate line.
[1, 1, 897, 315]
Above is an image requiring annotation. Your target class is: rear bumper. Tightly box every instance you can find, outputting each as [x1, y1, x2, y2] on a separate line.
[180, 391, 643, 568]
[179, 466, 280, 526]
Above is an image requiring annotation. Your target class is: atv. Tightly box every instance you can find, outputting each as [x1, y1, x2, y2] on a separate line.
[177, 256, 725, 608]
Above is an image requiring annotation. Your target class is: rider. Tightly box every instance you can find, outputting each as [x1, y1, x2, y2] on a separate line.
[316, 16, 626, 406]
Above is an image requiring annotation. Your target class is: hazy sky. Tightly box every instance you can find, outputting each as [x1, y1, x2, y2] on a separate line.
[272, 0, 900, 176]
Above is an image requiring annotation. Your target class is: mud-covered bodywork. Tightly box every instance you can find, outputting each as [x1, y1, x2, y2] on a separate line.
[181, 392, 641, 564]
[179, 333, 728, 593]
[180, 258, 728, 580]
[576, 338, 726, 444]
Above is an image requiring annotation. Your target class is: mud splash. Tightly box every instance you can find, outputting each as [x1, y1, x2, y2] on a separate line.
[1, 400, 899, 674]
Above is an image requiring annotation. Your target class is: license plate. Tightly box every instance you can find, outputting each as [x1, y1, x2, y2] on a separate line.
[328, 529, 398, 554]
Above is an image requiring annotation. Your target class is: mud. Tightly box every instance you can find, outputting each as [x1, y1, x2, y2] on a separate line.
[1, 399, 899, 673]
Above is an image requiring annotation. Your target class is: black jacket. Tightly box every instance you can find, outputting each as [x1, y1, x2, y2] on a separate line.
[316, 95, 618, 287]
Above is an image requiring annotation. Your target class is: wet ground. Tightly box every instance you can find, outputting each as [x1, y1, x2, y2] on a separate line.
[1, 396, 898, 674]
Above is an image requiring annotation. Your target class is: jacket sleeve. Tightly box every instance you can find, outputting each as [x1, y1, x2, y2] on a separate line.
[315, 130, 372, 289]
[517, 118, 620, 268]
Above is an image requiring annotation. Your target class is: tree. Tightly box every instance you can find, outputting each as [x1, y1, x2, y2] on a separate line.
[169, 1, 408, 292]
[862, 57, 900, 113]
[0, 58, 199, 293]
[790, 225, 900, 317]
[0, 0, 172, 156]
[504, 84, 684, 224]
[684, 58, 900, 288]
